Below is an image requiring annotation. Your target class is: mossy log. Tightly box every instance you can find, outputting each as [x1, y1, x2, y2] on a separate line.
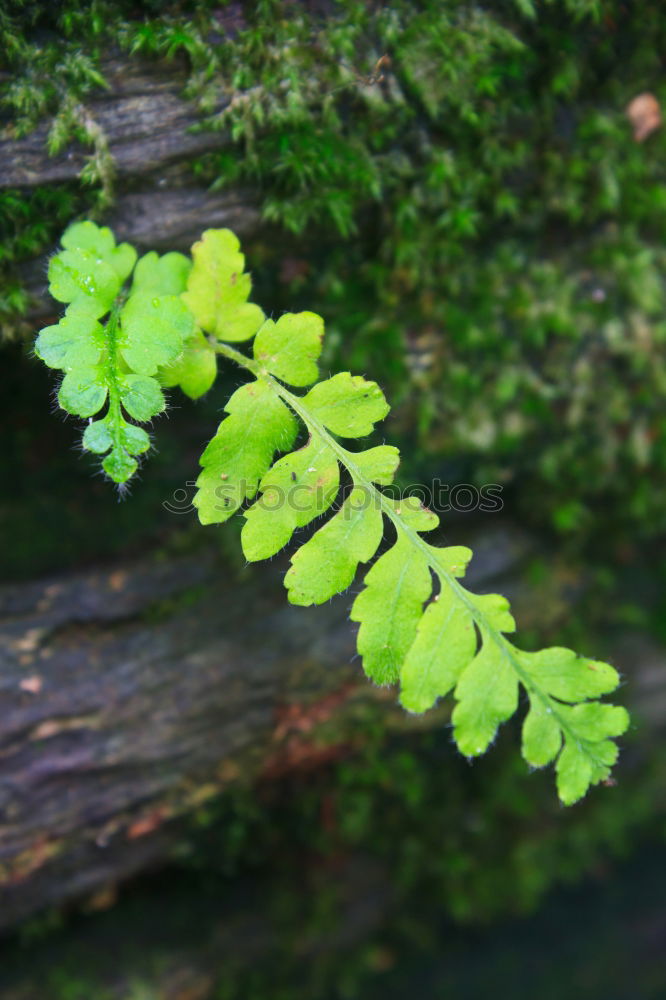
[2, 38, 665, 940]
[0, 550, 362, 930]
[0, 520, 533, 931]
[1, 57, 228, 188]
[1, 55, 259, 319]
[0, 519, 662, 933]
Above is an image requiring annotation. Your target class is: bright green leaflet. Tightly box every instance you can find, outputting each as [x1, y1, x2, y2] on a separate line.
[133, 250, 219, 399]
[34, 226, 630, 804]
[285, 488, 384, 606]
[195, 381, 298, 526]
[181, 228, 265, 342]
[34, 224, 252, 482]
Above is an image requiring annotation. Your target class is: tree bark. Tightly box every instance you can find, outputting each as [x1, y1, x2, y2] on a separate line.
[0, 518, 661, 932]
[0, 54, 260, 320]
[0, 543, 446, 930]
[0, 519, 534, 930]
[0, 549, 362, 929]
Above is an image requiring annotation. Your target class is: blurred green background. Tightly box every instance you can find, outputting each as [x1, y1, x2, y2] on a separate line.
[1, 1, 666, 997]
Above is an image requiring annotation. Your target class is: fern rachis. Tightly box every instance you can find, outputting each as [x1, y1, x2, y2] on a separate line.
[34, 223, 630, 805]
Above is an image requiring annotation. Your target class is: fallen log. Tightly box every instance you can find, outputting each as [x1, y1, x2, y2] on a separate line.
[0, 549, 358, 929]
[1, 514, 662, 932]
[0, 57, 228, 188]
[0, 519, 542, 931]
[1, 53, 260, 321]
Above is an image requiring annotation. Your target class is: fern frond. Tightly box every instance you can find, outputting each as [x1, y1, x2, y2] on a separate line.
[184, 230, 629, 805]
[35, 224, 630, 804]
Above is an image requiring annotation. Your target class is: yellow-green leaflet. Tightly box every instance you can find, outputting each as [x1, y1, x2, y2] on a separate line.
[195, 381, 298, 526]
[303, 373, 390, 436]
[253, 312, 324, 387]
[351, 536, 433, 685]
[285, 488, 384, 606]
[452, 633, 520, 756]
[181, 228, 264, 342]
[399, 582, 475, 713]
[242, 437, 340, 560]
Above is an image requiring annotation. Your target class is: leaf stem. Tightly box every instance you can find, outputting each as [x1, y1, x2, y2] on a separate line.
[103, 294, 127, 457]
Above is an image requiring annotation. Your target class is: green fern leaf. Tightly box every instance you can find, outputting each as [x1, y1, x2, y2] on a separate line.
[132, 250, 192, 295]
[34, 309, 105, 372]
[303, 373, 390, 436]
[351, 445, 401, 485]
[351, 537, 433, 685]
[129, 249, 219, 400]
[48, 220, 135, 312]
[522, 696, 562, 768]
[451, 633, 520, 756]
[132, 251, 217, 399]
[35, 224, 194, 483]
[186, 231, 629, 802]
[397, 562, 475, 713]
[242, 437, 340, 559]
[118, 293, 194, 375]
[35, 223, 630, 804]
[119, 374, 166, 421]
[58, 365, 108, 418]
[253, 312, 324, 386]
[285, 488, 384, 606]
[158, 328, 217, 399]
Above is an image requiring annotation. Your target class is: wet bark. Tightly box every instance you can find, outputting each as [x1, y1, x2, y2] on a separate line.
[0, 550, 365, 930]
[0, 521, 534, 930]
[0, 54, 259, 319]
[0, 519, 662, 932]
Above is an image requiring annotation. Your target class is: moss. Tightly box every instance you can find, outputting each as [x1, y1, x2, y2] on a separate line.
[5, 2, 666, 542]
[174, 684, 662, 923]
